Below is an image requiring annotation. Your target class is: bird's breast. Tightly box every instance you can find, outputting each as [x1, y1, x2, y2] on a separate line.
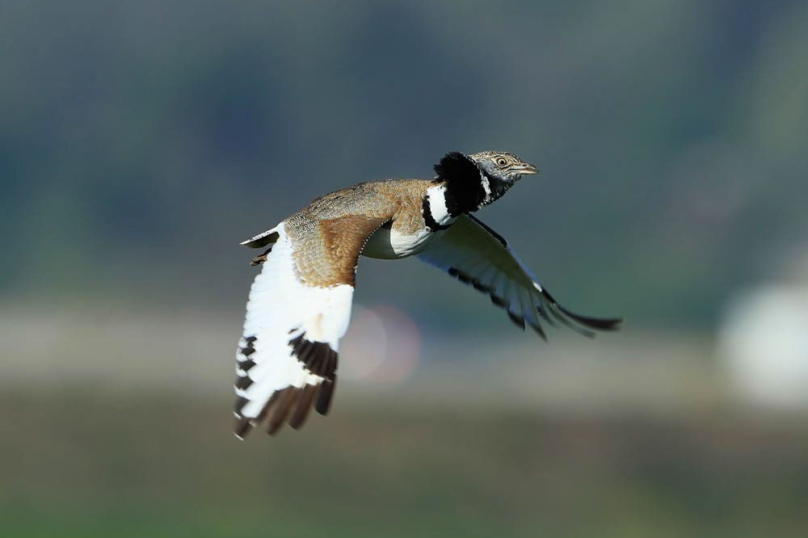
[362, 225, 443, 259]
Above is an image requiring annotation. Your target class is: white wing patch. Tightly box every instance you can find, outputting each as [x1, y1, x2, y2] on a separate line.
[234, 223, 354, 438]
[417, 214, 622, 339]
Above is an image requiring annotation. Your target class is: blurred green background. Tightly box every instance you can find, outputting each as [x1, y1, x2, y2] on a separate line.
[3, 1, 808, 536]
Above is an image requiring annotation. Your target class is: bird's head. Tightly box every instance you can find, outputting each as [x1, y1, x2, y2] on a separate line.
[434, 150, 538, 214]
[467, 150, 539, 183]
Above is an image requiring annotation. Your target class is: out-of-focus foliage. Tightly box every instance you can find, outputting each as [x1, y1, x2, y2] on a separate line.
[2, 0, 807, 330]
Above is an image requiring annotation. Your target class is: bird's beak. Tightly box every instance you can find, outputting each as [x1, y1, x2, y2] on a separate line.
[518, 163, 539, 175]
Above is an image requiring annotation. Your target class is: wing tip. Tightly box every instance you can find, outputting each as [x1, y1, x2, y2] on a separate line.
[234, 415, 253, 440]
[315, 378, 336, 415]
[557, 305, 624, 332]
[540, 289, 623, 335]
[506, 310, 526, 331]
[240, 229, 280, 249]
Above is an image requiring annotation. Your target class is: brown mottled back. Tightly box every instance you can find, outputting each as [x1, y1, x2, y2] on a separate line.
[284, 179, 434, 287]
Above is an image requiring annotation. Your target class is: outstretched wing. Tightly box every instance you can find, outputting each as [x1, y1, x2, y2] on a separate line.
[417, 214, 622, 339]
[234, 216, 388, 438]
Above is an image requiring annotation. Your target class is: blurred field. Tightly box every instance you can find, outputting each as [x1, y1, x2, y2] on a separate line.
[2, 309, 807, 538]
[4, 388, 808, 538]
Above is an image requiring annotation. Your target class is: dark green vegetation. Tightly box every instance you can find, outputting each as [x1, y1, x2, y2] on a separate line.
[3, 389, 807, 538]
[3, 0, 808, 330]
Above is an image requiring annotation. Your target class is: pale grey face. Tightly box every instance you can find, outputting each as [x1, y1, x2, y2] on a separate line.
[468, 151, 539, 183]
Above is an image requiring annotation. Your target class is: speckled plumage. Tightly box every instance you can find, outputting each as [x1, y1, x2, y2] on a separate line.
[283, 179, 435, 287]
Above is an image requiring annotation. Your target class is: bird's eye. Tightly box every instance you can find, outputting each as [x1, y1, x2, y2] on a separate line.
[495, 157, 508, 167]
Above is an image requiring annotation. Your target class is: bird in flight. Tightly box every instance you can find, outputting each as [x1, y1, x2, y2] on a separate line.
[234, 150, 621, 438]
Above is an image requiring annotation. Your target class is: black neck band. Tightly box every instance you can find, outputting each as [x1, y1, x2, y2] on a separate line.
[433, 152, 487, 215]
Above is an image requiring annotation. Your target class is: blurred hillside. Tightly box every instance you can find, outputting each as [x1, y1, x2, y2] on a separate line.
[3, 0, 808, 331]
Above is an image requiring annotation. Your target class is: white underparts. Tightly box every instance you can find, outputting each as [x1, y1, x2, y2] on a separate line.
[362, 185, 455, 260]
[390, 227, 436, 257]
[363, 226, 441, 259]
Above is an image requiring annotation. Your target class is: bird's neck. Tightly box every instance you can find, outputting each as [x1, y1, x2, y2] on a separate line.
[444, 171, 512, 214]
[430, 152, 514, 219]
[476, 172, 513, 208]
[422, 172, 513, 232]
